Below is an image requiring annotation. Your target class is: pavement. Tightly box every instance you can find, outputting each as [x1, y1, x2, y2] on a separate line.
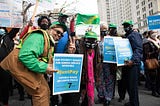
[7, 81, 160, 106]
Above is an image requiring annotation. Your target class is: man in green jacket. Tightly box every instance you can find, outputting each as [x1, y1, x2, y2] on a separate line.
[18, 21, 66, 106]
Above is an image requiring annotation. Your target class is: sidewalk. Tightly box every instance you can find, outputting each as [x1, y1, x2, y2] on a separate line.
[8, 82, 160, 106]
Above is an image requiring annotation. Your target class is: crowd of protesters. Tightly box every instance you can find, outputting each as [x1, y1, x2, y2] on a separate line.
[0, 13, 160, 106]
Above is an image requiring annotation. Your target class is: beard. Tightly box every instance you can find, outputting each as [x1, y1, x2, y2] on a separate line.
[40, 24, 49, 30]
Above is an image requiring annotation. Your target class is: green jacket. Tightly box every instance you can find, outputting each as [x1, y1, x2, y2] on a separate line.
[18, 32, 49, 73]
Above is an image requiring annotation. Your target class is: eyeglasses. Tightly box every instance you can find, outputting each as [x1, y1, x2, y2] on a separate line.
[53, 29, 64, 37]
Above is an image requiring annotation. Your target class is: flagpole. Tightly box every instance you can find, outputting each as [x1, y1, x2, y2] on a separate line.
[28, 0, 39, 32]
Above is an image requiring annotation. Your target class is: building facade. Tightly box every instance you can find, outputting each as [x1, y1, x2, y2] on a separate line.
[97, 0, 108, 24]
[134, 0, 160, 33]
[101, 0, 160, 34]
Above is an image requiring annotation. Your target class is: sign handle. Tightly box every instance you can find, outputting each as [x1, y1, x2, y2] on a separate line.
[28, 0, 39, 32]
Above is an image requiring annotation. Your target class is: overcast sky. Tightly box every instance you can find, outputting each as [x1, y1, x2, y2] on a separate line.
[27, 0, 98, 16]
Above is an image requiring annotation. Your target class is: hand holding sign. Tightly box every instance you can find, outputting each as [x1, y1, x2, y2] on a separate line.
[46, 64, 58, 75]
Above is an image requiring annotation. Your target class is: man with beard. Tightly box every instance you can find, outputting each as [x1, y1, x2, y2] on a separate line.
[17, 15, 51, 101]
[20, 15, 51, 38]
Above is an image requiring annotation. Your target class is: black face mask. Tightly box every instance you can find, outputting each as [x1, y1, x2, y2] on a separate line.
[84, 41, 97, 49]
[123, 24, 133, 33]
[40, 24, 49, 30]
[124, 27, 130, 32]
[101, 31, 108, 36]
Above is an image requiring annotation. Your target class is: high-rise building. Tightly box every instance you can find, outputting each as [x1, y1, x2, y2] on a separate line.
[134, 0, 160, 32]
[108, 0, 135, 34]
[97, 0, 108, 23]
[99, 0, 160, 33]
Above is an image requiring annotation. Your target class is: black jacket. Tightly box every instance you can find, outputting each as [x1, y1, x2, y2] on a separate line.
[0, 28, 19, 61]
[125, 30, 143, 63]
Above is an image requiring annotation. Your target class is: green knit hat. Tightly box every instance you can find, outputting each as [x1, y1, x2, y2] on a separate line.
[84, 31, 98, 40]
[50, 21, 67, 31]
[109, 23, 117, 28]
[122, 20, 133, 25]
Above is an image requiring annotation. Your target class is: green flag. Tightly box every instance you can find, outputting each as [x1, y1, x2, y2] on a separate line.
[76, 13, 100, 25]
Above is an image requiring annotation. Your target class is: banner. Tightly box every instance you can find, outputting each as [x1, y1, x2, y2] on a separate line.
[53, 53, 83, 95]
[75, 13, 100, 38]
[0, 0, 23, 28]
[76, 13, 100, 25]
[103, 37, 133, 66]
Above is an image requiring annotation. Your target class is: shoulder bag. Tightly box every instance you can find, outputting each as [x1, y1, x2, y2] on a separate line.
[0, 29, 51, 90]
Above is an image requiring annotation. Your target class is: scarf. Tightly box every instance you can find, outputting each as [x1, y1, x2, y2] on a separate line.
[86, 50, 95, 106]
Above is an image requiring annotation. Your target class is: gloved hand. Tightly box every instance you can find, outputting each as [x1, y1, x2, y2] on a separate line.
[124, 60, 134, 67]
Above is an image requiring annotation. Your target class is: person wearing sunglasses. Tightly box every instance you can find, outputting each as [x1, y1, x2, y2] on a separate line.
[17, 21, 66, 106]
[53, 28, 64, 38]
[47, 22, 66, 106]
[20, 16, 51, 39]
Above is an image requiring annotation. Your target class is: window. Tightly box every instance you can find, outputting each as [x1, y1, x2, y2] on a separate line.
[143, 13, 146, 19]
[141, 1, 145, 6]
[137, 17, 141, 21]
[150, 2, 152, 7]
[136, 0, 139, 4]
[137, 11, 140, 16]
[138, 23, 141, 27]
[149, 9, 154, 15]
[142, 7, 146, 12]
[148, 2, 153, 9]
[136, 5, 139, 9]
[143, 20, 147, 26]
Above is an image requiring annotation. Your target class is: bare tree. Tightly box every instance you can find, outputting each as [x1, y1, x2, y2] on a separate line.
[21, 1, 34, 26]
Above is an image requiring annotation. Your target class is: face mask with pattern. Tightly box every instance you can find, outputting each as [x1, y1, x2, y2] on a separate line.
[84, 40, 97, 49]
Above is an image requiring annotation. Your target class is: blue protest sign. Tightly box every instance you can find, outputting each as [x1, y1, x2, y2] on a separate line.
[147, 15, 160, 30]
[103, 37, 121, 63]
[114, 38, 133, 66]
[53, 54, 83, 95]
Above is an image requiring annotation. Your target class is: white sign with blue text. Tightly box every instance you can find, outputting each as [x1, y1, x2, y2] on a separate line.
[103, 37, 133, 66]
[53, 54, 83, 95]
[114, 38, 133, 66]
[103, 37, 121, 63]
[147, 15, 160, 30]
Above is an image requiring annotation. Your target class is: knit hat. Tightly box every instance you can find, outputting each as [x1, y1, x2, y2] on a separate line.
[84, 31, 98, 40]
[109, 23, 117, 28]
[50, 21, 67, 31]
[122, 20, 133, 25]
